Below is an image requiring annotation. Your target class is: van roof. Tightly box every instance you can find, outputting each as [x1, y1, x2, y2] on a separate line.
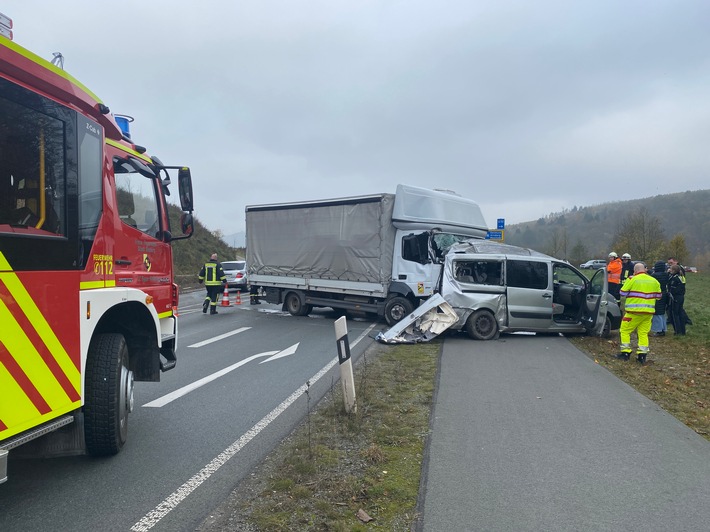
[449, 240, 554, 260]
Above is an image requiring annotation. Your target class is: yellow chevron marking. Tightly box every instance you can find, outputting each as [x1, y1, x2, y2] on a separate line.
[0, 253, 80, 394]
[0, 302, 73, 409]
[0, 363, 39, 428]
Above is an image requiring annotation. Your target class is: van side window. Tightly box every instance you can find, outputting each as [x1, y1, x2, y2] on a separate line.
[455, 260, 503, 285]
[507, 260, 548, 289]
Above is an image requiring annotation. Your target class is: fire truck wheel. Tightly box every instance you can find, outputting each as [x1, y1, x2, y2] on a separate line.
[384, 296, 414, 326]
[84, 333, 134, 456]
[465, 309, 498, 340]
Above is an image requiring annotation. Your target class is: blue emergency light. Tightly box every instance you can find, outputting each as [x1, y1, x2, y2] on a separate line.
[114, 115, 134, 139]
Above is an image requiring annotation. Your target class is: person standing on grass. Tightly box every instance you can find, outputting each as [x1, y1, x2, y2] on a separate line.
[667, 263, 687, 335]
[616, 262, 662, 364]
[607, 252, 623, 301]
[649, 260, 670, 336]
[667, 257, 686, 276]
[620, 253, 634, 284]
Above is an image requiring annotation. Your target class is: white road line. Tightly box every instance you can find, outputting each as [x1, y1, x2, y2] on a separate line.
[142, 349, 278, 408]
[188, 327, 251, 348]
[130, 322, 377, 532]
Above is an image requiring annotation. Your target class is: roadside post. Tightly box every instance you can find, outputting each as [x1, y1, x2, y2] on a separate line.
[334, 316, 357, 414]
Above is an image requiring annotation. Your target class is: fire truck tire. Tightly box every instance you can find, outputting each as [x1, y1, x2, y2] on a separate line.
[84, 333, 133, 456]
[384, 296, 414, 326]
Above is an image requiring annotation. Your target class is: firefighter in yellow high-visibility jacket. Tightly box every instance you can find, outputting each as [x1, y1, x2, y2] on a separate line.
[616, 262, 662, 364]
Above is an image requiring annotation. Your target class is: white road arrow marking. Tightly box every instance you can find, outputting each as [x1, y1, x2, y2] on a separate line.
[188, 327, 251, 348]
[260, 342, 299, 363]
[131, 324, 377, 532]
[142, 343, 299, 408]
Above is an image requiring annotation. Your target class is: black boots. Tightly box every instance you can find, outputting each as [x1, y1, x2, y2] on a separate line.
[616, 352, 647, 364]
[203, 300, 209, 313]
[210, 308, 218, 315]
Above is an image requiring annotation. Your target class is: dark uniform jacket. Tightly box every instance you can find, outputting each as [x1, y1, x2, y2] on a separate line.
[198, 259, 227, 286]
[650, 261, 670, 315]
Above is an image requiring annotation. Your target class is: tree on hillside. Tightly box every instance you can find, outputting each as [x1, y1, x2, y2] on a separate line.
[570, 240, 588, 266]
[667, 234, 690, 264]
[612, 206, 665, 263]
[546, 227, 569, 258]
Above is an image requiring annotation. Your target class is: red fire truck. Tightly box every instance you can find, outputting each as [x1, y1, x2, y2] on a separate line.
[0, 16, 195, 482]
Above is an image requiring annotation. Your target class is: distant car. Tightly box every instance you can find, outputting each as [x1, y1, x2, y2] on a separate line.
[580, 259, 606, 270]
[222, 260, 248, 291]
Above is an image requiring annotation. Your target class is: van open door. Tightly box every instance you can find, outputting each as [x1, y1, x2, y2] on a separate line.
[583, 268, 609, 336]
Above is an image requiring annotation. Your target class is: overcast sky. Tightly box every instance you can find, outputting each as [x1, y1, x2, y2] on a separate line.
[4, 1, 709, 237]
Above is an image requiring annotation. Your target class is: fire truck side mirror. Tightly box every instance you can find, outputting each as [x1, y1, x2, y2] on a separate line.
[180, 213, 194, 236]
[178, 167, 194, 212]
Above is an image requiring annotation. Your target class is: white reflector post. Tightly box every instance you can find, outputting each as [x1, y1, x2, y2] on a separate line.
[334, 316, 356, 414]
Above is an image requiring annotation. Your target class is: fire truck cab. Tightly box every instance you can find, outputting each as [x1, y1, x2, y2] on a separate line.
[0, 20, 194, 482]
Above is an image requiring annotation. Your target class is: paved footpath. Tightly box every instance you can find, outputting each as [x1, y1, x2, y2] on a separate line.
[419, 334, 710, 532]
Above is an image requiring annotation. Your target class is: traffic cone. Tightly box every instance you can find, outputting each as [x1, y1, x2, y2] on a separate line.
[235, 290, 242, 305]
[221, 286, 231, 307]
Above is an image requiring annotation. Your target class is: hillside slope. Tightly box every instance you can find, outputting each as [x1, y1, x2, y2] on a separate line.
[505, 189, 709, 266]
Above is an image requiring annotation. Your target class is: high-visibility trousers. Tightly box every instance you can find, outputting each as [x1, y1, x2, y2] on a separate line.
[619, 312, 653, 354]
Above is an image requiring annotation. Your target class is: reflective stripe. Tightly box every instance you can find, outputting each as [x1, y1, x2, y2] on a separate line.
[106, 138, 152, 163]
[625, 303, 656, 311]
[80, 279, 116, 290]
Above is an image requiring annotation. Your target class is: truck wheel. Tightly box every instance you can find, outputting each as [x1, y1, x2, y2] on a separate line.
[285, 292, 310, 316]
[84, 333, 134, 456]
[466, 309, 498, 340]
[385, 297, 414, 326]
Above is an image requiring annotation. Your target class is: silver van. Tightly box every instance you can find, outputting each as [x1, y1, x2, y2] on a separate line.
[440, 241, 621, 340]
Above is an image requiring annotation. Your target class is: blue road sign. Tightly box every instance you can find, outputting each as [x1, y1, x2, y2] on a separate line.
[486, 231, 503, 240]
[497, 218, 505, 230]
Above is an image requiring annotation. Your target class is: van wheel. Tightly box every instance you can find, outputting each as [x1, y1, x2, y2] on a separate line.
[385, 297, 414, 326]
[285, 292, 310, 316]
[84, 333, 133, 456]
[602, 315, 612, 338]
[466, 310, 498, 340]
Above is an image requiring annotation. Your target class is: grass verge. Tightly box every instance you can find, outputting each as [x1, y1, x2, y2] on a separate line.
[199, 341, 440, 531]
[570, 272, 709, 439]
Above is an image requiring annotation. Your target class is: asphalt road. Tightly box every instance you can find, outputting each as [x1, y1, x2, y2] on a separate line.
[0, 292, 378, 532]
[420, 334, 710, 532]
